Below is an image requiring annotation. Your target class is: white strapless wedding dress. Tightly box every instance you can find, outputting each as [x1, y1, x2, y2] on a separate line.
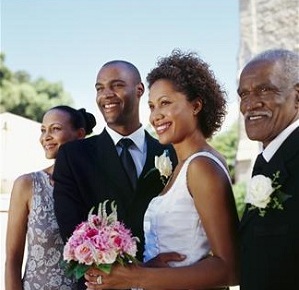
[143, 151, 231, 267]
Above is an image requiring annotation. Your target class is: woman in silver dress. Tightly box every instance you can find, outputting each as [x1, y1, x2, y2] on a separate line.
[5, 106, 96, 290]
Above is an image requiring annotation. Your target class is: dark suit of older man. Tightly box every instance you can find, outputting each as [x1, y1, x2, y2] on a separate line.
[238, 48, 299, 290]
[240, 128, 299, 290]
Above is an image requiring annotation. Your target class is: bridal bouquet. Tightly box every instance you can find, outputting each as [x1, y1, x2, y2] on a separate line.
[63, 200, 139, 279]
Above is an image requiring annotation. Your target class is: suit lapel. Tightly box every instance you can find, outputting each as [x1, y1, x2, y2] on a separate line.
[96, 129, 134, 200]
[139, 132, 159, 179]
[240, 127, 299, 229]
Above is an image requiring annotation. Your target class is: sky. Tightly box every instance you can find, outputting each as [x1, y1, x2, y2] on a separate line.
[2, 0, 240, 133]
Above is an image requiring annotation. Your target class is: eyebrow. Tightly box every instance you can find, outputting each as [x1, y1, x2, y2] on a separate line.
[95, 79, 126, 87]
[148, 95, 169, 104]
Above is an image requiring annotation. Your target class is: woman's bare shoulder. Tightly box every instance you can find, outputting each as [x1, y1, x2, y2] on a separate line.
[11, 173, 33, 198]
[14, 173, 33, 187]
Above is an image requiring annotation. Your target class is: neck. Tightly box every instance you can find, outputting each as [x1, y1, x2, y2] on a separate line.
[108, 122, 141, 136]
[44, 164, 54, 176]
[172, 131, 207, 162]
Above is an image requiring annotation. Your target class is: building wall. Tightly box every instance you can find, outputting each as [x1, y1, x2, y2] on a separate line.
[0, 112, 52, 194]
[235, 0, 299, 183]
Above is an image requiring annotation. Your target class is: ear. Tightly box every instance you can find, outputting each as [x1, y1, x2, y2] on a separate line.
[77, 128, 86, 139]
[136, 82, 145, 98]
[192, 98, 202, 115]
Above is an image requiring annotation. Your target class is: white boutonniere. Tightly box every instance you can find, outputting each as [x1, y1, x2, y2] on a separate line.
[154, 150, 173, 185]
[144, 150, 173, 185]
[245, 171, 291, 217]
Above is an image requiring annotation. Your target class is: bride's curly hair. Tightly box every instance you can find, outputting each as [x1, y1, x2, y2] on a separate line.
[147, 49, 227, 138]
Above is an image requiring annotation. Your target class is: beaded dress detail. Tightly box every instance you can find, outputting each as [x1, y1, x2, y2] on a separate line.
[22, 171, 77, 290]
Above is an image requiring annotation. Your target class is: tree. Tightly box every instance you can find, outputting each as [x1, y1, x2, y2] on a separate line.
[209, 122, 239, 181]
[0, 53, 73, 122]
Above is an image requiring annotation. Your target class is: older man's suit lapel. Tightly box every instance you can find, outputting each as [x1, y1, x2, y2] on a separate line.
[240, 127, 299, 229]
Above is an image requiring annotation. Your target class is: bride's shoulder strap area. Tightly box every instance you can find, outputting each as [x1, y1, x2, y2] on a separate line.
[185, 151, 231, 182]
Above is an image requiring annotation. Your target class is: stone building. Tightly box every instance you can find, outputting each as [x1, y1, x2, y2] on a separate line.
[235, 0, 299, 184]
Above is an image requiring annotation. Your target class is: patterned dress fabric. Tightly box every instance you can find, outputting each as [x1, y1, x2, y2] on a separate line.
[143, 151, 231, 267]
[22, 171, 77, 290]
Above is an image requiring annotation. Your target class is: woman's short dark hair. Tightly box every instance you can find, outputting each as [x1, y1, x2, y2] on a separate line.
[147, 49, 227, 138]
[49, 105, 96, 135]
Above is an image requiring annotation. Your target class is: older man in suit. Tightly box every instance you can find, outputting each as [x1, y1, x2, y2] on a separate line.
[53, 60, 177, 289]
[238, 49, 299, 290]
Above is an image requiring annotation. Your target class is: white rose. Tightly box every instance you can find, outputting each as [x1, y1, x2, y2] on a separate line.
[155, 151, 173, 178]
[245, 175, 274, 208]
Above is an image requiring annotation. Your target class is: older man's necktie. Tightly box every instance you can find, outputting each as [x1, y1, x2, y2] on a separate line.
[252, 153, 267, 176]
[118, 138, 138, 190]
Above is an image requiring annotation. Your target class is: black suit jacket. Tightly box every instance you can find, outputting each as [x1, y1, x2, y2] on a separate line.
[240, 127, 299, 290]
[53, 129, 176, 259]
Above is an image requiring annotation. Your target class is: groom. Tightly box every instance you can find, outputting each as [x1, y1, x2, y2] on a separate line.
[53, 60, 177, 289]
[238, 49, 299, 290]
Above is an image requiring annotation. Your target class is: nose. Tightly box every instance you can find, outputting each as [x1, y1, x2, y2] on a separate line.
[41, 130, 52, 142]
[241, 94, 263, 112]
[246, 98, 263, 111]
[102, 87, 115, 98]
[150, 108, 164, 124]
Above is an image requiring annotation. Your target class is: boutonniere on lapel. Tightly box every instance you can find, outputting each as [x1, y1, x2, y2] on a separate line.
[144, 150, 173, 185]
[245, 171, 291, 217]
[155, 150, 173, 185]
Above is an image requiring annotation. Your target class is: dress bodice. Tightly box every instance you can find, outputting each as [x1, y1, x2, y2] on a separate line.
[23, 171, 77, 289]
[143, 151, 231, 267]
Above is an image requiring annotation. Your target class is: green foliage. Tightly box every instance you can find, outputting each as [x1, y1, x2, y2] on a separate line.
[61, 260, 89, 279]
[232, 181, 246, 219]
[0, 53, 73, 122]
[209, 122, 239, 180]
[0, 53, 13, 84]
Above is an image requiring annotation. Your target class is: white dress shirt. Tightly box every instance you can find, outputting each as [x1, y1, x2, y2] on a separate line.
[105, 126, 147, 177]
[262, 118, 299, 162]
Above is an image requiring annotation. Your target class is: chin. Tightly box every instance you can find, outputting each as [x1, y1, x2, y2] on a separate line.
[45, 153, 54, 159]
[157, 136, 171, 145]
[246, 132, 263, 142]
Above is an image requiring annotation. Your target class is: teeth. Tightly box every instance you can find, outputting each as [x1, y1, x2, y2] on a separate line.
[156, 123, 170, 132]
[104, 104, 117, 109]
[249, 116, 262, 121]
[45, 145, 55, 150]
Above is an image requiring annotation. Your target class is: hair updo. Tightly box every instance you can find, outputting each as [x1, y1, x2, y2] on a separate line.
[49, 105, 96, 135]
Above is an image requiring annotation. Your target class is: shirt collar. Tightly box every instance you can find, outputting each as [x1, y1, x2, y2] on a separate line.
[105, 125, 145, 153]
[262, 118, 299, 162]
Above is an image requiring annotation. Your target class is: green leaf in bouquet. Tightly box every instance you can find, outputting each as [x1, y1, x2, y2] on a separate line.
[61, 260, 89, 279]
[73, 263, 90, 279]
[96, 263, 112, 274]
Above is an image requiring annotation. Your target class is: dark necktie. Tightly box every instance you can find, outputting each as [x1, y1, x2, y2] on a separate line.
[252, 153, 267, 176]
[118, 138, 138, 190]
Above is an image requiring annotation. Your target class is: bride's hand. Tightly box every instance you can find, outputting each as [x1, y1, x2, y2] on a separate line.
[144, 252, 186, 268]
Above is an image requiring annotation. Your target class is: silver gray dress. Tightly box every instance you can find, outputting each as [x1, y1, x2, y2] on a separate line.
[22, 171, 77, 290]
